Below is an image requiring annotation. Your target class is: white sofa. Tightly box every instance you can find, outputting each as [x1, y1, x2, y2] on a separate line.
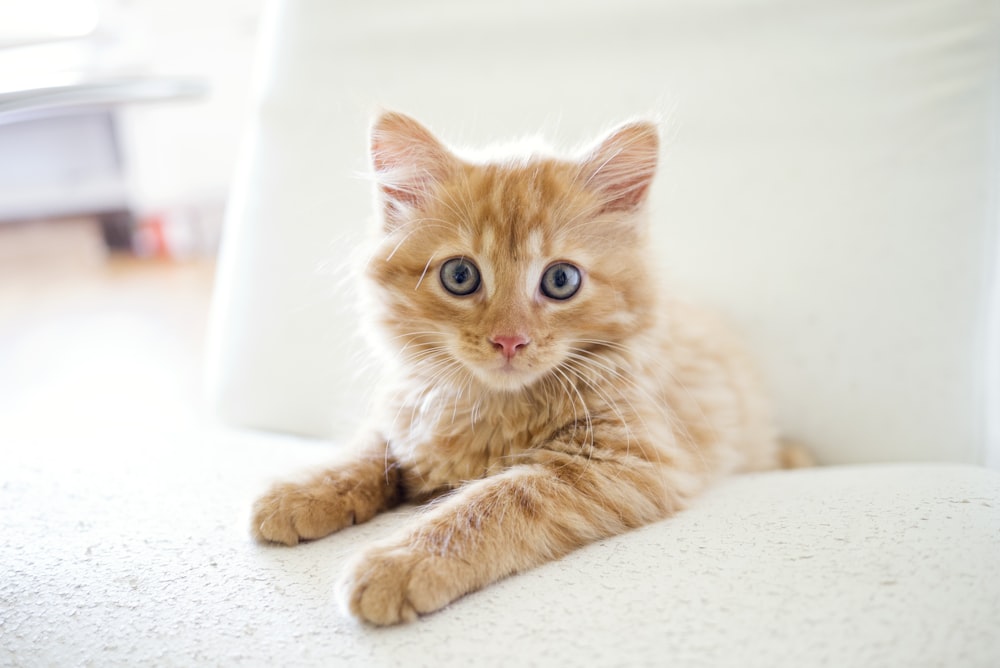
[200, 0, 1000, 661]
[6, 1, 997, 666]
[207, 0, 1000, 657]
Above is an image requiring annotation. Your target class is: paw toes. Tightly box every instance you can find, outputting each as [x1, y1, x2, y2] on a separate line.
[339, 547, 465, 625]
[250, 505, 300, 546]
[250, 484, 342, 546]
[339, 550, 413, 625]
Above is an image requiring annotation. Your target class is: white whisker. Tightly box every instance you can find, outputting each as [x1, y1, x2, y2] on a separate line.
[415, 254, 436, 290]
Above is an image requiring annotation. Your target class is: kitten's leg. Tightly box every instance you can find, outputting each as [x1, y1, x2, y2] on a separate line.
[339, 448, 679, 625]
[251, 434, 402, 546]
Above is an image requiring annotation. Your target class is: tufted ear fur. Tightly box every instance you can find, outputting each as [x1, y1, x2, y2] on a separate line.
[370, 112, 459, 231]
[579, 121, 659, 213]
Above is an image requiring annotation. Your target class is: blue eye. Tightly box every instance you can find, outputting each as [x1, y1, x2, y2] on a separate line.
[540, 262, 581, 300]
[440, 258, 481, 296]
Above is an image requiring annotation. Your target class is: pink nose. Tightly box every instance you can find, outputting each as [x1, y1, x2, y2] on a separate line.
[490, 334, 530, 360]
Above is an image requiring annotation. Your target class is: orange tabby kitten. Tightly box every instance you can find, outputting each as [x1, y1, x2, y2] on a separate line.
[251, 111, 786, 625]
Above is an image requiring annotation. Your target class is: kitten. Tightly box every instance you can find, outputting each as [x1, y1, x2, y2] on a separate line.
[251, 111, 786, 625]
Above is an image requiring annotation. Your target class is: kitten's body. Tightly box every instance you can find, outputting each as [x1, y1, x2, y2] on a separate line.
[252, 113, 783, 625]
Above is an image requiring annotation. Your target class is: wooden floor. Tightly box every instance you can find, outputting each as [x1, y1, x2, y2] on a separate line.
[0, 218, 216, 437]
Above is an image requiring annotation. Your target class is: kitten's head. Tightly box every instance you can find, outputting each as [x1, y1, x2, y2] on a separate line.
[365, 112, 659, 393]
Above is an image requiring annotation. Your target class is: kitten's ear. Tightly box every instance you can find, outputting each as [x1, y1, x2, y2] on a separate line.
[580, 121, 659, 213]
[370, 112, 458, 230]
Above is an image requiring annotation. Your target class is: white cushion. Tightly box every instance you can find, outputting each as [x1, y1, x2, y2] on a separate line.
[3, 427, 997, 665]
[207, 0, 1000, 466]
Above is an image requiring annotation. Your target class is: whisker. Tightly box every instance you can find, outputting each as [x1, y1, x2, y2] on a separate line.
[415, 254, 436, 290]
[549, 365, 596, 482]
[564, 346, 710, 472]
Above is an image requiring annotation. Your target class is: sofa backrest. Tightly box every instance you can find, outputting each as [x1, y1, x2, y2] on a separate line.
[207, 0, 1000, 466]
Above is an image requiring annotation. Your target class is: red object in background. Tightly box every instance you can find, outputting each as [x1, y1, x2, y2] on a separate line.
[133, 212, 170, 258]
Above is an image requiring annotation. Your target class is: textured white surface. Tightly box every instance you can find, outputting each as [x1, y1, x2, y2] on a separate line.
[208, 0, 1000, 466]
[3, 425, 998, 667]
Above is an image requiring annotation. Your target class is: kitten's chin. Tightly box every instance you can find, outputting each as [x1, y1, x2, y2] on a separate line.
[469, 364, 547, 393]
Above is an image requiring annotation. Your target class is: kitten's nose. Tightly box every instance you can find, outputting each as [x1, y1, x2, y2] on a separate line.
[490, 334, 530, 361]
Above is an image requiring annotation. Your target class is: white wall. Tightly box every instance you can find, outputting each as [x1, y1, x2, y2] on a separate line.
[93, 0, 264, 213]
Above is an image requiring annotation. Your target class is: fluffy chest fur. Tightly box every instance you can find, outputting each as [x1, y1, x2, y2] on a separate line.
[385, 382, 580, 497]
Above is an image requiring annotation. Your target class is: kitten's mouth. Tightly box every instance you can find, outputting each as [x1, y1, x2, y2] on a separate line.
[470, 357, 544, 391]
[491, 359, 527, 379]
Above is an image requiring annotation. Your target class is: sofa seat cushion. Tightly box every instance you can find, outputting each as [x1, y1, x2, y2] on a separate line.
[2, 428, 998, 666]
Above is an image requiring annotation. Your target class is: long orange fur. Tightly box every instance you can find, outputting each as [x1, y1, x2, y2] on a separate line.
[251, 112, 786, 625]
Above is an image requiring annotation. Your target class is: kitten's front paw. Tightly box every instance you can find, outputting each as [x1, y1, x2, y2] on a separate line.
[251, 481, 356, 546]
[338, 545, 471, 625]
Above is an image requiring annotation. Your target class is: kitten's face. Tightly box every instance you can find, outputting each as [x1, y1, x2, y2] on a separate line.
[366, 113, 659, 393]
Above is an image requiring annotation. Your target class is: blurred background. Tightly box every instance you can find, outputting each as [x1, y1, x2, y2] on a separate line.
[1, 0, 996, 467]
[0, 0, 262, 437]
